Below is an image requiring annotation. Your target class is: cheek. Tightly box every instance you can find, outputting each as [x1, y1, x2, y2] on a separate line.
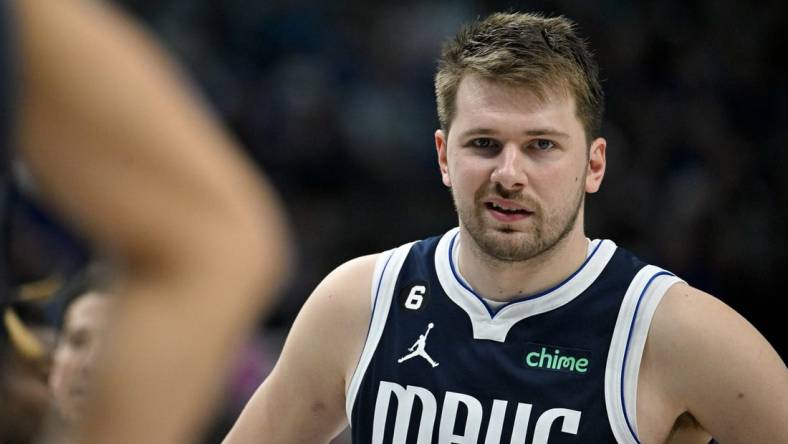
[49, 364, 65, 393]
[529, 165, 562, 190]
[51, 351, 76, 385]
[450, 160, 489, 192]
[541, 159, 584, 192]
[527, 177, 573, 214]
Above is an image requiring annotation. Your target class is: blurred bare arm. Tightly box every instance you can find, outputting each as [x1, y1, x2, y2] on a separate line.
[15, 0, 288, 442]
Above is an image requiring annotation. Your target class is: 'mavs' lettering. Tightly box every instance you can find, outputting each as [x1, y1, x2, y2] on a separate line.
[371, 381, 581, 444]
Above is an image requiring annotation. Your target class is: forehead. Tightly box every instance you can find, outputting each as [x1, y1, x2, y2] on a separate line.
[452, 75, 583, 136]
[64, 293, 112, 332]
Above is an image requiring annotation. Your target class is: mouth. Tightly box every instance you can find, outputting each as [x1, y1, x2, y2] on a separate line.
[69, 385, 90, 399]
[484, 199, 533, 223]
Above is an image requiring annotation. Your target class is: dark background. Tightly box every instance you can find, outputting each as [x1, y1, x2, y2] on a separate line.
[117, 0, 786, 347]
[23, 1, 788, 441]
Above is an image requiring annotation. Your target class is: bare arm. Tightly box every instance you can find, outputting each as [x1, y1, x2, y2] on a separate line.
[223, 255, 378, 444]
[14, 0, 288, 442]
[646, 284, 788, 443]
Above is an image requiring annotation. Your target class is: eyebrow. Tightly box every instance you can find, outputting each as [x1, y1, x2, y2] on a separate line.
[459, 127, 570, 139]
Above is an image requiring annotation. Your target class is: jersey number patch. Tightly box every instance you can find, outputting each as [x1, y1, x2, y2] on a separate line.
[400, 282, 429, 311]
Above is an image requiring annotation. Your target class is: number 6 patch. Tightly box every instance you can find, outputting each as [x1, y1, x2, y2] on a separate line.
[399, 282, 430, 311]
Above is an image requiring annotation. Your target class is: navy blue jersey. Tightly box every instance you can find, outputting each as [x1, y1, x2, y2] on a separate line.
[347, 228, 682, 444]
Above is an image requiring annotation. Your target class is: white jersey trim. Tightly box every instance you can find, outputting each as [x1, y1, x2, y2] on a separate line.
[435, 227, 618, 342]
[345, 241, 416, 425]
[604, 265, 683, 444]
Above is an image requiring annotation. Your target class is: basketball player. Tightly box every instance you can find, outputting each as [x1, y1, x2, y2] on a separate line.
[224, 12, 787, 444]
[1, 0, 288, 442]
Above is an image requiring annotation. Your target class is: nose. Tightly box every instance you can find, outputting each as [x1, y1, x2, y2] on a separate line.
[490, 144, 528, 190]
[79, 341, 100, 377]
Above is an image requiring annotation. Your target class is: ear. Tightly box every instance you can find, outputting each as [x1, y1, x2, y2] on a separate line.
[435, 129, 451, 187]
[585, 137, 606, 193]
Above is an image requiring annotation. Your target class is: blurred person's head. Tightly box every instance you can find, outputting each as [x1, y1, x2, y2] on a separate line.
[435, 12, 604, 142]
[49, 289, 114, 423]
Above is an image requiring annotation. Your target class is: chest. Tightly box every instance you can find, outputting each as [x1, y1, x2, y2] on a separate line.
[346, 232, 680, 444]
[351, 255, 629, 443]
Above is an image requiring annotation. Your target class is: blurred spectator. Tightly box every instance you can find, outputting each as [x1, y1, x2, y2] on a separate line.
[49, 288, 114, 426]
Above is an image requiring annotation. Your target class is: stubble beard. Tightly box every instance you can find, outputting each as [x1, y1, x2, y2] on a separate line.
[453, 182, 585, 263]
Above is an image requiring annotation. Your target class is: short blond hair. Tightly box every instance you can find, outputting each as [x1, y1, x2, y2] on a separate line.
[435, 12, 604, 140]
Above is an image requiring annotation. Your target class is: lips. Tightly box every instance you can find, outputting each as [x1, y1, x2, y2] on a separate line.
[484, 198, 533, 222]
[70, 387, 87, 399]
[69, 382, 91, 399]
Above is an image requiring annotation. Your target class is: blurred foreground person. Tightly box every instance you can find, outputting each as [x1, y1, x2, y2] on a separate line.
[224, 12, 786, 444]
[1, 0, 289, 442]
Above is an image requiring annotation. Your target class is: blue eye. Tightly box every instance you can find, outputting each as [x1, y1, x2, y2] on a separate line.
[470, 138, 496, 148]
[532, 139, 555, 151]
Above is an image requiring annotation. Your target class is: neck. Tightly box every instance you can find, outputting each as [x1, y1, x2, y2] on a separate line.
[456, 226, 589, 302]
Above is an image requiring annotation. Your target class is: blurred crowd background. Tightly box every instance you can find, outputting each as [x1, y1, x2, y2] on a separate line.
[8, 0, 786, 442]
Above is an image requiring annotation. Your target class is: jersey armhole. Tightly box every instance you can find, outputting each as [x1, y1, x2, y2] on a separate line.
[605, 265, 684, 444]
[344, 242, 416, 425]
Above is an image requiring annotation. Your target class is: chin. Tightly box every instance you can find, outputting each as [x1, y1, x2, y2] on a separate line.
[479, 232, 538, 261]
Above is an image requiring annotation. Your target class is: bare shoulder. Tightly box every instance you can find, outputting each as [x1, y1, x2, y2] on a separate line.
[281, 253, 382, 386]
[649, 283, 782, 370]
[308, 253, 381, 332]
[645, 283, 788, 443]
[223, 254, 381, 444]
[303, 253, 381, 368]
[315, 253, 381, 304]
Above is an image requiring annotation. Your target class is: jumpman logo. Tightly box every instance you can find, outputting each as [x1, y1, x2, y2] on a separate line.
[397, 323, 439, 367]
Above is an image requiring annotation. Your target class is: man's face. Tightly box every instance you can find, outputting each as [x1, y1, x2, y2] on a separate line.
[436, 75, 606, 262]
[49, 293, 113, 423]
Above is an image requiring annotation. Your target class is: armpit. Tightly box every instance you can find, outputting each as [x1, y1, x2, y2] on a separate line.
[665, 412, 712, 444]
